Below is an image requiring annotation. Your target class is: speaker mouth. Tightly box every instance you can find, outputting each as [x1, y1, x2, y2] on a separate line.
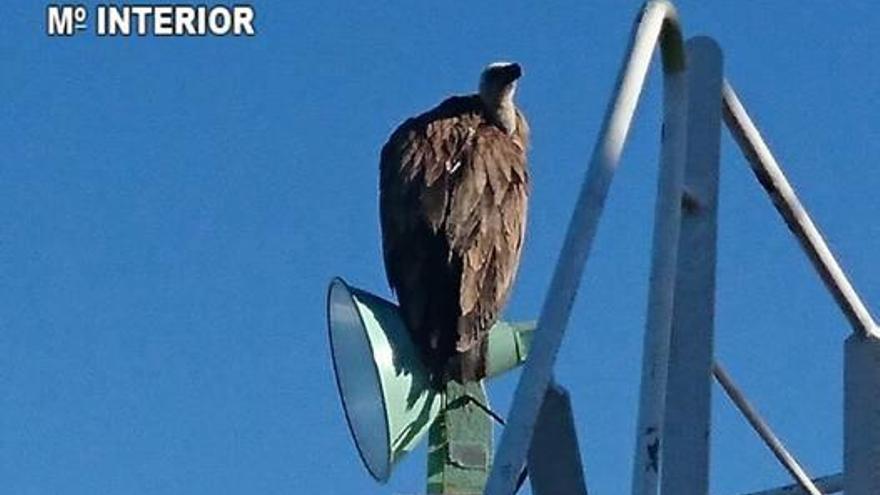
[326, 278, 531, 483]
[327, 278, 392, 482]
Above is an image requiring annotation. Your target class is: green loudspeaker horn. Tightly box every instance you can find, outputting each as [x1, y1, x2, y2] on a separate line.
[326, 278, 533, 483]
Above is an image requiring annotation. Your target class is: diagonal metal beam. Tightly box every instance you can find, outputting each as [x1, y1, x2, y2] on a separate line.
[713, 363, 822, 495]
[722, 81, 878, 338]
[484, 1, 687, 493]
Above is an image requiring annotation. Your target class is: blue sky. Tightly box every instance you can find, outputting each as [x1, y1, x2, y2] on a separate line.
[2, 1, 879, 494]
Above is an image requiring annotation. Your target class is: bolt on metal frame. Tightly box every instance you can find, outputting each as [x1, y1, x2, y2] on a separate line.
[484, 1, 878, 494]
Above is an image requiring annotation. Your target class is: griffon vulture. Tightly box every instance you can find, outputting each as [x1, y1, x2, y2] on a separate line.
[379, 62, 529, 384]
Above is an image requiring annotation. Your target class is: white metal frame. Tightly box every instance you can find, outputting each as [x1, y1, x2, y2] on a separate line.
[659, 35, 722, 495]
[484, 1, 879, 494]
[486, 2, 687, 492]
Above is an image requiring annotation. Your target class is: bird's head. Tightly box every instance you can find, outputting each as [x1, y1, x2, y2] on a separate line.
[479, 61, 523, 107]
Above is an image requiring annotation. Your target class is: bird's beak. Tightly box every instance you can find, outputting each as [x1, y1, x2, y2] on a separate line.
[503, 63, 523, 84]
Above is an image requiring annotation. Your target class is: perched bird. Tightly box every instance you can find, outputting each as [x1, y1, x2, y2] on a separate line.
[379, 62, 529, 384]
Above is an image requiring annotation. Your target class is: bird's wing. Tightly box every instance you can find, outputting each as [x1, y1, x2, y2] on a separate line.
[379, 96, 482, 359]
[447, 118, 529, 352]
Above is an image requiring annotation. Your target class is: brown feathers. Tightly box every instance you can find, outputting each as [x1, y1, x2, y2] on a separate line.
[379, 95, 529, 382]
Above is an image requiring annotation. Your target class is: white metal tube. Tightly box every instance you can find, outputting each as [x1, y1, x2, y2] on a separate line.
[660, 36, 723, 495]
[735, 473, 842, 495]
[721, 82, 878, 338]
[630, 37, 687, 495]
[712, 363, 822, 495]
[484, 2, 686, 494]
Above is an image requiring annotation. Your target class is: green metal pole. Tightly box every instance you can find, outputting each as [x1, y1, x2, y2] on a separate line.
[427, 380, 494, 494]
[426, 322, 533, 493]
